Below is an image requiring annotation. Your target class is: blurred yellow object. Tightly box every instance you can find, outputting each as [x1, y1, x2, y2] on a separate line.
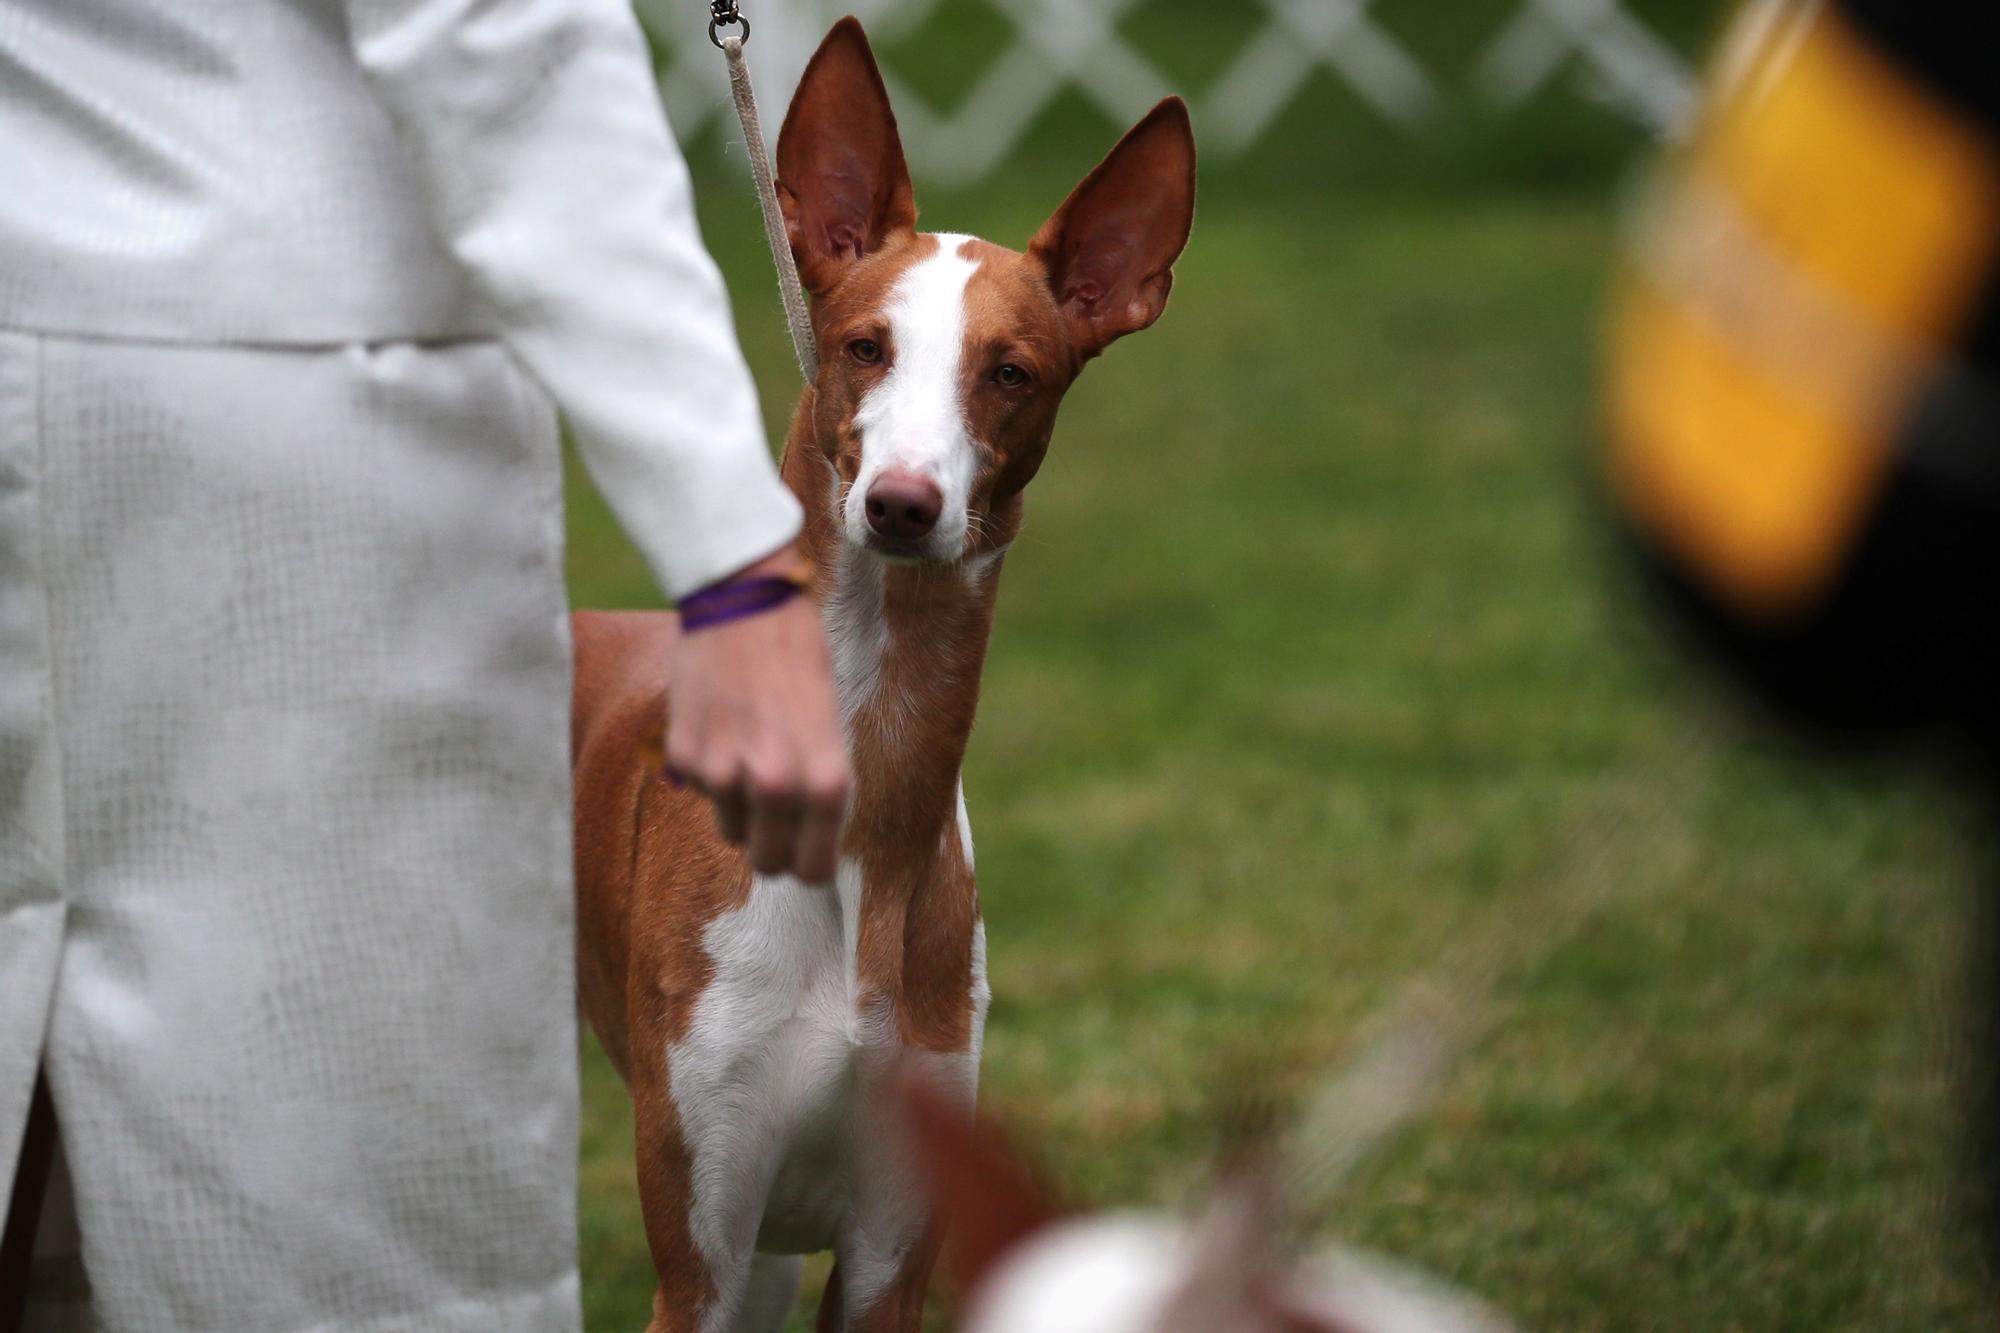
[1608, 1, 2000, 615]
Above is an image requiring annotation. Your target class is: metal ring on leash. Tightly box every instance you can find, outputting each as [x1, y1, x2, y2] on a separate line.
[708, 0, 747, 49]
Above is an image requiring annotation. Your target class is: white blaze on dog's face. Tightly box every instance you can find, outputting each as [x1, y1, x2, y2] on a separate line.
[846, 235, 983, 559]
[773, 17, 1196, 564]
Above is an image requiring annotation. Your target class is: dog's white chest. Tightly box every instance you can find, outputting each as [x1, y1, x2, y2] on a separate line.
[666, 861, 891, 1257]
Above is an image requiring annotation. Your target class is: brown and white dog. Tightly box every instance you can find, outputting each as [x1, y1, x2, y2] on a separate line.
[569, 18, 1195, 1332]
[901, 1080, 1517, 1333]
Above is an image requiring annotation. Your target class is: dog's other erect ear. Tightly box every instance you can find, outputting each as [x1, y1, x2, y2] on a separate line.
[775, 18, 917, 296]
[895, 1072, 1061, 1302]
[1029, 97, 1196, 361]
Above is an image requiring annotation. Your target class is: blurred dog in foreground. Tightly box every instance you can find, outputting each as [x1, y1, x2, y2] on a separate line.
[569, 17, 1195, 1331]
[900, 1076, 1516, 1333]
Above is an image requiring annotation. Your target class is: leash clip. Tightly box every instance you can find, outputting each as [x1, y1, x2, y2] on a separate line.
[707, 0, 748, 49]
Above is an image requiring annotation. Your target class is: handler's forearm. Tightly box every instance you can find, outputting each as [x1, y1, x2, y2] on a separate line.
[343, 0, 802, 598]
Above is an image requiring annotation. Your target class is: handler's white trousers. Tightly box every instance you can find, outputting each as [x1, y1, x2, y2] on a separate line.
[0, 331, 582, 1330]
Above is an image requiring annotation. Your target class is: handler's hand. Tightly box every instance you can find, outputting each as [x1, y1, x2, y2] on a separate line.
[665, 545, 849, 884]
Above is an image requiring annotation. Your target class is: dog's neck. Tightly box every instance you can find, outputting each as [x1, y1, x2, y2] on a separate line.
[780, 392, 1008, 857]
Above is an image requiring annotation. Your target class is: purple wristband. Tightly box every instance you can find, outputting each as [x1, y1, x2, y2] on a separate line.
[677, 573, 804, 632]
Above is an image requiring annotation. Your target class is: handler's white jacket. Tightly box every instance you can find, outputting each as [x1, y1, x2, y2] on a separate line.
[0, 0, 802, 596]
[0, 0, 800, 1328]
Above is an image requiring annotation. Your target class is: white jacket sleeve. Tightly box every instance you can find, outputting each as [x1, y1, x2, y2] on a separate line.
[343, 0, 802, 600]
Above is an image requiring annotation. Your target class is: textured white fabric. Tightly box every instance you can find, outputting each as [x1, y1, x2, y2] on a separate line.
[0, 331, 584, 1332]
[0, 0, 802, 597]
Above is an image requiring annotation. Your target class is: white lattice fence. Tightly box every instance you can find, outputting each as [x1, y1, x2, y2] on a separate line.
[634, 0, 1699, 186]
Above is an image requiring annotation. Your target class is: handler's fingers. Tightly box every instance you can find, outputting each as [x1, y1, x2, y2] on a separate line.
[794, 765, 846, 885]
[696, 761, 750, 846]
[711, 789, 749, 845]
[744, 767, 804, 875]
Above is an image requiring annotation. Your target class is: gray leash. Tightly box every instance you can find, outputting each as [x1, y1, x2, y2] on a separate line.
[709, 1, 819, 384]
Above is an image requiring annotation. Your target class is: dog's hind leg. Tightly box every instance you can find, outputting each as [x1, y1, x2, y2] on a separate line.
[735, 1253, 803, 1333]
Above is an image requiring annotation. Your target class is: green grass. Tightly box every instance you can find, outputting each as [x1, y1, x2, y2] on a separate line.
[567, 61, 1989, 1329]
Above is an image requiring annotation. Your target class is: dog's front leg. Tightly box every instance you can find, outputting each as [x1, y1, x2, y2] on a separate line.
[824, 1164, 932, 1333]
[631, 1033, 779, 1333]
[631, 1054, 740, 1333]
[831, 1044, 977, 1333]
[836, 1223, 942, 1333]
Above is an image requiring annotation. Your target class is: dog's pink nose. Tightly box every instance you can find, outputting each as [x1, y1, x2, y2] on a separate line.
[864, 471, 943, 543]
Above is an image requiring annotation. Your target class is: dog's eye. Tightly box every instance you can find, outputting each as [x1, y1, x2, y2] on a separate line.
[992, 363, 1029, 388]
[848, 338, 883, 365]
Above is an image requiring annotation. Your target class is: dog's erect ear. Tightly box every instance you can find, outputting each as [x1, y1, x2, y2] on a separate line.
[1029, 97, 1196, 362]
[895, 1072, 1062, 1302]
[775, 18, 917, 296]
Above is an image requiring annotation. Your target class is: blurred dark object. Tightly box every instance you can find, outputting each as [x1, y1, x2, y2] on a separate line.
[1603, 0, 2000, 1284]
